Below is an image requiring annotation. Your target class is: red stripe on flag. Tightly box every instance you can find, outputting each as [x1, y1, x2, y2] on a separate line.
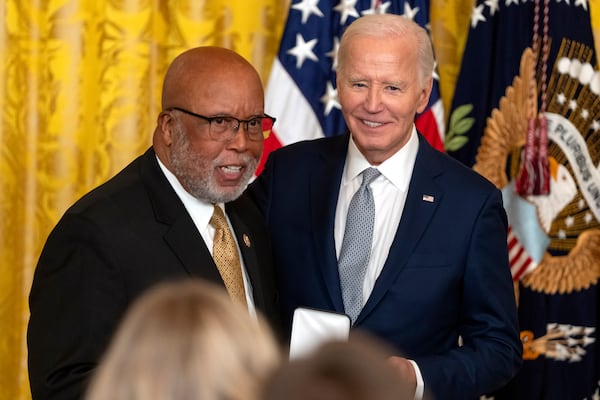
[415, 109, 444, 152]
[257, 131, 282, 176]
[510, 245, 525, 267]
[507, 226, 534, 281]
[507, 235, 518, 250]
[512, 256, 532, 281]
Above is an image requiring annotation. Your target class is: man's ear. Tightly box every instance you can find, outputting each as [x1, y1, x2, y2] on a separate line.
[416, 77, 433, 114]
[157, 111, 174, 145]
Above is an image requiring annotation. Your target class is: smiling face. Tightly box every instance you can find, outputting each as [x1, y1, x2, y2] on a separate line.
[154, 47, 265, 203]
[336, 33, 432, 165]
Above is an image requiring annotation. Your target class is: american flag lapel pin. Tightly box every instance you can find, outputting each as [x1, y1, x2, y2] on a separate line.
[243, 234, 251, 248]
[422, 194, 435, 203]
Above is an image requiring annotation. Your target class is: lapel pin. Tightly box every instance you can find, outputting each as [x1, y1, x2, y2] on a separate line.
[243, 234, 251, 248]
[422, 194, 435, 203]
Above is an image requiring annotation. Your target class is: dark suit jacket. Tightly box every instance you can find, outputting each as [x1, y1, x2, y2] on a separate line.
[27, 147, 280, 400]
[247, 133, 522, 399]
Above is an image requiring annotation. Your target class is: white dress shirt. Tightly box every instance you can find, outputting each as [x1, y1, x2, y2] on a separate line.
[334, 126, 424, 400]
[156, 157, 256, 316]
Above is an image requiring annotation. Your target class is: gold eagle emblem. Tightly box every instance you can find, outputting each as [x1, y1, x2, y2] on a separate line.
[473, 44, 600, 297]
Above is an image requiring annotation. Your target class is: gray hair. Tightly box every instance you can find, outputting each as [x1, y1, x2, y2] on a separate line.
[337, 14, 434, 85]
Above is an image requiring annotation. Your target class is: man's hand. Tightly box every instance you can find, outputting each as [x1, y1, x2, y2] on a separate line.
[388, 356, 417, 399]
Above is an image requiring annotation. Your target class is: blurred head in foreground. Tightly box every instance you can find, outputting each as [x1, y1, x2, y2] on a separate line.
[262, 333, 417, 400]
[86, 278, 281, 400]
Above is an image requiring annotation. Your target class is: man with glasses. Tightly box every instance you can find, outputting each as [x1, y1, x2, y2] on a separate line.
[27, 46, 280, 400]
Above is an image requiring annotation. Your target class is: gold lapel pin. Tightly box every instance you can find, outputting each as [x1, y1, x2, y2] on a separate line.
[243, 234, 251, 248]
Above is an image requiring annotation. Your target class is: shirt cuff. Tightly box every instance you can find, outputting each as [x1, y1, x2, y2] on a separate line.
[408, 359, 424, 400]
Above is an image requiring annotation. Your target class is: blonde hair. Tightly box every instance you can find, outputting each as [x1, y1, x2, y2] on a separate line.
[337, 14, 434, 85]
[86, 279, 281, 400]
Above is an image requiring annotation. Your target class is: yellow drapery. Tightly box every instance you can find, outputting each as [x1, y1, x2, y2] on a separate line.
[2, 1, 600, 399]
[0, 1, 289, 398]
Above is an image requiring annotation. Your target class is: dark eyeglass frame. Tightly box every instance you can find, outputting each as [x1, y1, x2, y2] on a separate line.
[168, 106, 276, 141]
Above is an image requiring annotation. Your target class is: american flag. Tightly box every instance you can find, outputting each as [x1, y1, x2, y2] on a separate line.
[258, 0, 445, 174]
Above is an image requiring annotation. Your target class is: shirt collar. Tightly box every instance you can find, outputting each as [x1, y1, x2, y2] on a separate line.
[344, 125, 419, 193]
[156, 156, 217, 223]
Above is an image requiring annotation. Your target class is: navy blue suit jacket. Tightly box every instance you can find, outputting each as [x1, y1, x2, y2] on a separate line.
[248, 133, 522, 399]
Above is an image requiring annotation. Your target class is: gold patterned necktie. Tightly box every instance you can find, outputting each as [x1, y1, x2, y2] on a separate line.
[210, 205, 247, 306]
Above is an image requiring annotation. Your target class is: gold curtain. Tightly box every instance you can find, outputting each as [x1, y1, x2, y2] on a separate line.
[0, 1, 289, 399]
[2, 1, 600, 399]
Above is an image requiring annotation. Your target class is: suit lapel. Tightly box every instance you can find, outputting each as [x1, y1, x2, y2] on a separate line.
[140, 148, 222, 282]
[357, 135, 444, 323]
[311, 135, 349, 312]
[162, 216, 222, 282]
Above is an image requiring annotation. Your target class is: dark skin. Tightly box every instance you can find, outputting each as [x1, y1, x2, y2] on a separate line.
[153, 46, 265, 202]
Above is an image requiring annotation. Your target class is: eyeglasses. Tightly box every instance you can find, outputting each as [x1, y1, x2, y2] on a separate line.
[169, 107, 276, 142]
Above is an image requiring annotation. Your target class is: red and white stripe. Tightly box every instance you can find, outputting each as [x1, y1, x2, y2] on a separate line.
[508, 225, 537, 281]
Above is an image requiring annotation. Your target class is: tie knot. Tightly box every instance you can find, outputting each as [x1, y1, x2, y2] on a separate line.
[361, 167, 380, 187]
[210, 205, 228, 230]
